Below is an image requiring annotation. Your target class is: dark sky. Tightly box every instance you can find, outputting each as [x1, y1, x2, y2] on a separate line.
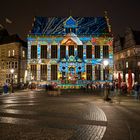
[0, 0, 140, 40]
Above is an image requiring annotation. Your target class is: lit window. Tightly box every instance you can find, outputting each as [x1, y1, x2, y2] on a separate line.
[8, 50, 10, 57]
[126, 62, 128, 68]
[138, 62, 140, 66]
[22, 51, 25, 57]
[12, 50, 15, 56]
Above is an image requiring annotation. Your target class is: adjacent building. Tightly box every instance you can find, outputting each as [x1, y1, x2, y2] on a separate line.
[114, 27, 140, 83]
[27, 15, 113, 88]
[0, 27, 27, 86]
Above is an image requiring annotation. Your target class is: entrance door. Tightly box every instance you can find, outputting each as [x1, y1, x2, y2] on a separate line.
[68, 67, 76, 84]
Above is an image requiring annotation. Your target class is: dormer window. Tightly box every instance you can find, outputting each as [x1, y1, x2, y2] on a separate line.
[64, 16, 77, 34]
[65, 28, 76, 34]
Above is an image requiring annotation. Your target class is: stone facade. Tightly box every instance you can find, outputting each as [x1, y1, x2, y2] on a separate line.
[0, 28, 27, 86]
[28, 16, 113, 87]
[114, 27, 140, 83]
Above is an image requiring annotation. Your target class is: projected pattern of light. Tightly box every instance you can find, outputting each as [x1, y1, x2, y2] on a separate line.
[28, 16, 113, 86]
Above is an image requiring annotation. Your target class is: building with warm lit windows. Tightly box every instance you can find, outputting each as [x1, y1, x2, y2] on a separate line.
[27, 14, 113, 88]
[114, 27, 140, 84]
[0, 27, 27, 86]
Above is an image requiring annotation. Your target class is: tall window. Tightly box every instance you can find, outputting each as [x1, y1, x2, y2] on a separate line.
[86, 45, 92, 58]
[31, 65, 37, 80]
[77, 45, 83, 59]
[15, 62, 18, 69]
[51, 45, 57, 58]
[11, 62, 14, 68]
[103, 45, 109, 58]
[41, 65, 47, 80]
[86, 65, 92, 80]
[95, 65, 101, 80]
[69, 45, 74, 56]
[60, 45, 66, 59]
[41, 45, 47, 59]
[12, 50, 15, 56]
[31, 45, 37, 59]
[95, 45, 100, 58]
[51, 65, 57, 80]
[65, 28, 76, 34]
[8, 50, 10, 57]
[22, 50, 25, 58]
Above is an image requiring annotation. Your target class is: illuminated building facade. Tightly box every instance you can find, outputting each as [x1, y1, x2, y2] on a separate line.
[0, 27, 27, 86]
[28, 15, 113, 87]
[114, 27, 140, 83]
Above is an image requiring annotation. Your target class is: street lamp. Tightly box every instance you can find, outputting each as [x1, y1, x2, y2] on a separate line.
[10, 68, 14, 93]
[103, 60, 110, 101]
[103, 60, 109, 67]
[103, 60, 109, 81]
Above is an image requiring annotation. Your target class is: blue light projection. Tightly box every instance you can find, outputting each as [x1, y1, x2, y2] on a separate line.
[31, 17, 109, 35]
[28, 16, 113, 85]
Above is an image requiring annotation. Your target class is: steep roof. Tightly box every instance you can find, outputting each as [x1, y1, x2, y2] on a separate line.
[30, 16, 110, 36]
[133, 31, 140, 45]
[0, 34, 26, 47]
[120, 37, 125, 47]
[0, 28, 27, 47]
[0, 28, 9, 41]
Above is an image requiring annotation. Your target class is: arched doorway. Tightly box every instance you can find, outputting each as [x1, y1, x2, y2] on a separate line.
[68, 66, 77, 84]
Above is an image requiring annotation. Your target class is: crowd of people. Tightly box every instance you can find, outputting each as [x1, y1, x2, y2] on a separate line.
[1, 81, 140, 101]
[85, 81, 140, 100]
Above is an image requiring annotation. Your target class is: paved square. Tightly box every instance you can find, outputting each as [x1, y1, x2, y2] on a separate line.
[0, 91, 140, 140]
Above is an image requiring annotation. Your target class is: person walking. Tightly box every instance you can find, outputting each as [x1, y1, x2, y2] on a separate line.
[104, 82, 111, 101]
[3, 83, 8, 94]
[136, 83, 140, 100]
[134, 82, 139, 100]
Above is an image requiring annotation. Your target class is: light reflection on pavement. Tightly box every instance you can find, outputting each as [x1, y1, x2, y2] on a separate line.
[0, 92, 107, 140]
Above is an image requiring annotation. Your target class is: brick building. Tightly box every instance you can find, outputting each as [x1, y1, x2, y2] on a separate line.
[0, 27, 27, 86]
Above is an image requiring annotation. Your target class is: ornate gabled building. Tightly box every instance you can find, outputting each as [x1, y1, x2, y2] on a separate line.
[0, 27, 27, 86]
[27, 15, 113, 88]
[114, 27, 140, 83]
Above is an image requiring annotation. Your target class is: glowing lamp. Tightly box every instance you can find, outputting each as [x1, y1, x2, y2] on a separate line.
[10, 69, 14, 74]
[103, 60, 109, 66]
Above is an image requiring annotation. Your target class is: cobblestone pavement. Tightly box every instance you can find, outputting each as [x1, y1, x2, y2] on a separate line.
[0, 91, 140, 140]
[0, 91, 107, 140]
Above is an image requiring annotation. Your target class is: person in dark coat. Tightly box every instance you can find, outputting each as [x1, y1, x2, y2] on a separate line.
[104, 82, 111, 101]
[3, 84, 8, 94]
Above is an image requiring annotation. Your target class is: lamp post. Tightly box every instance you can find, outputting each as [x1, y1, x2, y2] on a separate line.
[103, 60, 110, 101]
[103, 60, 109, 81]
[10, 68, 14, 93]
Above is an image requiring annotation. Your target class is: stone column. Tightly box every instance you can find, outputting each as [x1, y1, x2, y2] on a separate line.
[92, 65, 95, 81]
[100, 45, 103, 59]
[47, 64, 51, 81]
[58, 44, 60, 60]
[37, 64, 40, 81]
[100, 45, 103, 81]
[101, 65, 104, 81]
[48, 44, 51, 59]
[83, 44, 86, 59]
[74, 45, 77, 56]
[66, 45, 68, 56]
[37, 44, 41, 59]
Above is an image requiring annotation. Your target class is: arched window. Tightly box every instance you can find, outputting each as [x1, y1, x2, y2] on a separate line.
[8, 50, 10, 57]
[12, 50, 15, 56]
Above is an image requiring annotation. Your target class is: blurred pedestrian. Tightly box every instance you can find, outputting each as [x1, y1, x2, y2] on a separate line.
[3, 83, 8, 94]
[134, 82, 139, 100]
[104, 82, 111, 101]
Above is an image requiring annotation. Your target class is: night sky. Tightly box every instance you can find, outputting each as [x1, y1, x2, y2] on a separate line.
[0, 0, 140, 40]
